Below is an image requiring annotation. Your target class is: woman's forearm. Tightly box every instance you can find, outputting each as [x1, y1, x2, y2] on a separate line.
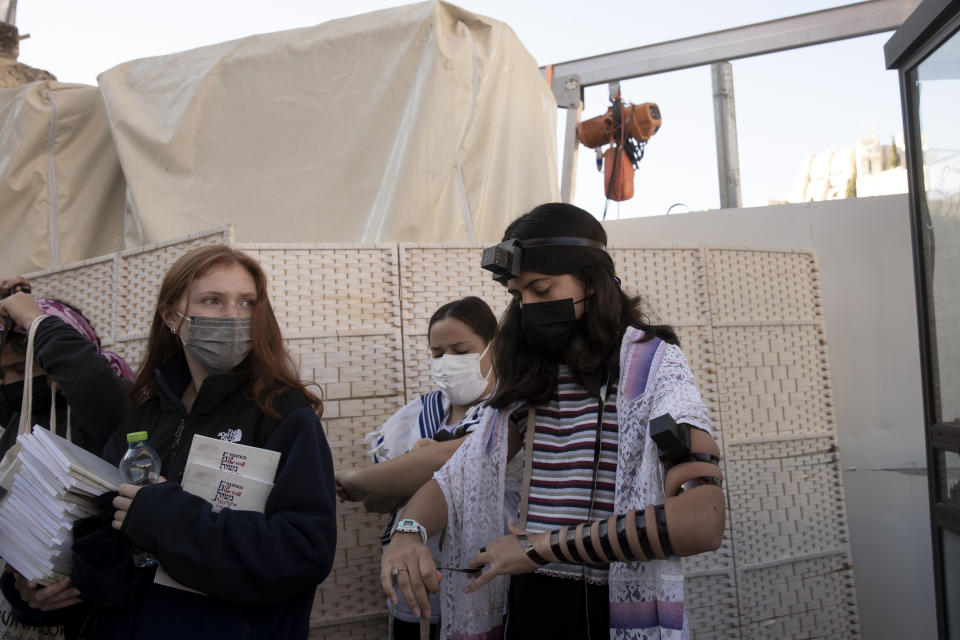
[394, 479, 448, 537]
[347, 437, 466, 498]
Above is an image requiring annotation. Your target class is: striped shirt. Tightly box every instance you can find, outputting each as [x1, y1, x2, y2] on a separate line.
[512, 365, 619, 582]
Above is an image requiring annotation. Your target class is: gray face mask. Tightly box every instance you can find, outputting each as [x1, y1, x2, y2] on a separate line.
[177, 314, 252, 374]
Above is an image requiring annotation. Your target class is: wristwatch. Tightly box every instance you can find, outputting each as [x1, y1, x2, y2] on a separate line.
[392, 518, 428, 545]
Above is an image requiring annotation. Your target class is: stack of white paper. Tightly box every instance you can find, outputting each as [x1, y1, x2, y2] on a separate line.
[154, 434, 279, 593]
[0, 426, 122, 584]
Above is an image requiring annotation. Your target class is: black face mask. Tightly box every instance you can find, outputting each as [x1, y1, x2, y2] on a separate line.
[0, 375, 51, 419]
[520, 298, 584, 354]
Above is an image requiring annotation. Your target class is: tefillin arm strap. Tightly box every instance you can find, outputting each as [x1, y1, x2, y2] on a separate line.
[520, 414, 723, 567]
[520, 505, 674, 567]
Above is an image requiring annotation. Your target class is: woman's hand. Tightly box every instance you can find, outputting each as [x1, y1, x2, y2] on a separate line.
[380, 532, 442, 618]
[0, 276, 31, 298]
[463, 518, 545, 594]
[111, 483, 145, 530]
[12, 571, 82, 611]
[334, 469, 366, 502]
[112, 479, 165, 531]
[0, 291, 44, 329]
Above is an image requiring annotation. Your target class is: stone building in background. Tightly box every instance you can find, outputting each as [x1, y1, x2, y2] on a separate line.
[788, 131, 908, 202]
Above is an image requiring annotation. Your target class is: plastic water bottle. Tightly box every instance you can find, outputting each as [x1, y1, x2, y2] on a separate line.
[119, 431, 161, 567]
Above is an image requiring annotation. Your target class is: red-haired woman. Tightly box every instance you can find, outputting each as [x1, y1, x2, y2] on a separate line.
[10, 245, 336, 640]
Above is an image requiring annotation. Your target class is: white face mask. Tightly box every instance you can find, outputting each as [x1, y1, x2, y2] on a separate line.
[430, 343, 491, 406]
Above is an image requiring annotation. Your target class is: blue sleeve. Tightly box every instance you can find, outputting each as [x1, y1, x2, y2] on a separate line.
[119, 407, 337, 606]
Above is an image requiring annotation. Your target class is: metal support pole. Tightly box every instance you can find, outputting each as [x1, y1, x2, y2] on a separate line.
[560, 104, 582, 203]
[711, 61, 742, 209]
[552, 75, 583, 204]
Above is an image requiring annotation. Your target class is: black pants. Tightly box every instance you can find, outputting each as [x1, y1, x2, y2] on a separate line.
[505, 573, 610, 639]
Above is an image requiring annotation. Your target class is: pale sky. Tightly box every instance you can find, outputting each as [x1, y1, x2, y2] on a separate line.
[14, 0, 906, 218]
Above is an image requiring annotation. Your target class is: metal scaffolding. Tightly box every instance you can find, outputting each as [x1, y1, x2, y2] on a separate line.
[543, 0, 921, 207]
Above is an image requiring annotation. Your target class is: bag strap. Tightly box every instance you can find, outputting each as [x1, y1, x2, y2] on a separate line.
[48, 380, 72, 442]
[518, 406, 537, 529]
[17, 315, 49, 437]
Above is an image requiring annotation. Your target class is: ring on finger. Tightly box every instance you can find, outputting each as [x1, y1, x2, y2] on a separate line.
[391, 566, 407, 577]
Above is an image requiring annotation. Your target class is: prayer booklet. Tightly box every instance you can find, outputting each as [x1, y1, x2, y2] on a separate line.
[154, 435, 279, 594]
[0, 426, 122, 584]
[182, 434, 280, 484]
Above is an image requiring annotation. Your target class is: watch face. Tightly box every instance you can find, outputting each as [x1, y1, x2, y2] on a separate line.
[393, 519, 426, 543]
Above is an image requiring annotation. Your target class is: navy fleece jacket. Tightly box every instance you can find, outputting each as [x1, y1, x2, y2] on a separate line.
[89, 357, 337, 640]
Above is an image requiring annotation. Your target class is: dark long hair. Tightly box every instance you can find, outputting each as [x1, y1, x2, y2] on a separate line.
[130, 245, 322, 417]
[428, 296, 497, 343]
[488, 203, 677, 409]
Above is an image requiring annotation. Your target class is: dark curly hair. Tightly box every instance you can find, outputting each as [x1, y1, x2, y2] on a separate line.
[487, 203, 677, 409]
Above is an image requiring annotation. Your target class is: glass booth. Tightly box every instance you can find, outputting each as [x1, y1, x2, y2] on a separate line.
[886, 2, 960, 638]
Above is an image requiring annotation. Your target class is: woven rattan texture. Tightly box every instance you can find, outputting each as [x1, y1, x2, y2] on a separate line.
[707, 248, 858, 638]
[714, 324, 834, 442]
[234, 246, 400, 335]
[737, 554, 858, 639]
[117, 229, 233, 341]
[236, 246, 406, 627]
[707, 249, 820, 325]
[611, 247, 706, 327]
[398, 245, 512, 400]
[686, 573, 740, 640]
[25, 257, 118, 346]
[28, 239, 857, 638]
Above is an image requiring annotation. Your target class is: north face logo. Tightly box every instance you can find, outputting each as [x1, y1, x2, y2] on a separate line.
[217, 428, 242, 443]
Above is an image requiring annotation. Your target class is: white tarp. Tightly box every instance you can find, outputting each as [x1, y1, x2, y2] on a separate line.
[0, 82, 125, 274]
[98, 1, 558, 246]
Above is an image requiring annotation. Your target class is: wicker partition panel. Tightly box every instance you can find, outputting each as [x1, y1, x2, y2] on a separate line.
[686, 572, 741, 640]
[118, 228, 232, 340]
[737, 553, 858, 639]
[403, 333, 438, 400]
[266, 254, 404, 631]
[236, 245, 400, 335]
[707, 249, 819, 325]
[713, 325, 834, 442]
[705, 248, 857, 638]
[287, 333, 404, 410]
[311, 498, 392, 628]
[321, 397, 405, 628]
[725, 437, 849, 566]
[317, 402, 403, 627]
[25, 256, 118, 345]
[397, 245, 512, 328]
[611, 247, 706, 326]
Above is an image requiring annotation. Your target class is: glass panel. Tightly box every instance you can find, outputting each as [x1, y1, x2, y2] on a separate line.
[916, 27, 960, 425]
[943, 527, 960, 639]
[939, 449, 960, 509]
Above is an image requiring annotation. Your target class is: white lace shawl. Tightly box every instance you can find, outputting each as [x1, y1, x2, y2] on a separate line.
[434, 327, 711, 640]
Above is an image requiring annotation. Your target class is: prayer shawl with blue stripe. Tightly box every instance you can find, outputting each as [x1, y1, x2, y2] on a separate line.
[434, 326, 712, 639]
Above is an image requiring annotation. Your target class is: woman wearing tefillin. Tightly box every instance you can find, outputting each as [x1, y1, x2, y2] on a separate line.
[381, 202, 725, 639]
